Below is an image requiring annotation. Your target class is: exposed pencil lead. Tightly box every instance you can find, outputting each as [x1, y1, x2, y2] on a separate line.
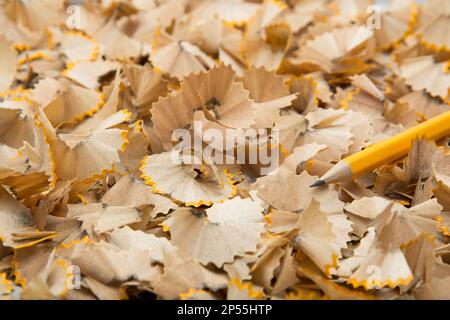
[310, 180, 326, 188]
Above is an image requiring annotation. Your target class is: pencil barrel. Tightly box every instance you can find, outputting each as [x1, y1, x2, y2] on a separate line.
[347, 111, 450, 176]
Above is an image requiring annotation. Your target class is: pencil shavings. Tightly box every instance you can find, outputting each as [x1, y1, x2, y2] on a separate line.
[398, 56, 450, 99]
[280, 0, 329, 33]
[71, 241, 159, 284]
[140, 151, 237, 206]
[227, 278, 264, 300]
[0, 107, 55, 201]
[402, 234, 444, 293]
[192, 0, 260, 24]
[0, 34, 17, 93]
[391, 138, 447, 183]
[62, 60, 120, 90]
[333, 0, 373, 21]
[257, 171, 345, 213]
[163, 197, 265, 267]
[2, 0, 63, 33]
[298, 260, 375, 300]
[110, 226, 175, 263]
[346, 199, 444, 290]
[374, 0, 417, 50]
[122, 64, 168, 117]
[102, 175, 177, 217]
[293, 198, 352, 276]
[0, 273, 14, 300]
[293, 25, 375, 74]
[386, 91, 450, 128]
[43, 84, 105, 127]
[346, 244, 414, 290]
[151, 64, 254, 149]
[67, 204, 143, 238]
[0, 0, 449, 301]
[151, 36, 215, 80]
[344, 196, 392, 220]
[433, 154, 450, 192]
[94, 20, 142, 60]
[243, 8, 291, 70]
[179, 289, 217, 300]
[240, 67, 290, 103]
[0, 186, 56, 249]
[60, 32, 100, 63]
[37, 108, 129, 182]
[416, 0, 450, 51]
[150, 251, 228, 300]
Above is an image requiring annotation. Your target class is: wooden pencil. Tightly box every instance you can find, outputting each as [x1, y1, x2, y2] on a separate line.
[311, 110, 450, 187]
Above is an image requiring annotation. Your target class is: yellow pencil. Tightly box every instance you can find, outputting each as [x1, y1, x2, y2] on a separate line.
[311, 110, 450, 187]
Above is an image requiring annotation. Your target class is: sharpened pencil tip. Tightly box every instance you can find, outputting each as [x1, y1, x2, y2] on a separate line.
[310, 180, 326, 188]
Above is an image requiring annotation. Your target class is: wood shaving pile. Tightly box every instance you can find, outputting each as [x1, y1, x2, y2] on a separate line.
[0, 0, 450, 300]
